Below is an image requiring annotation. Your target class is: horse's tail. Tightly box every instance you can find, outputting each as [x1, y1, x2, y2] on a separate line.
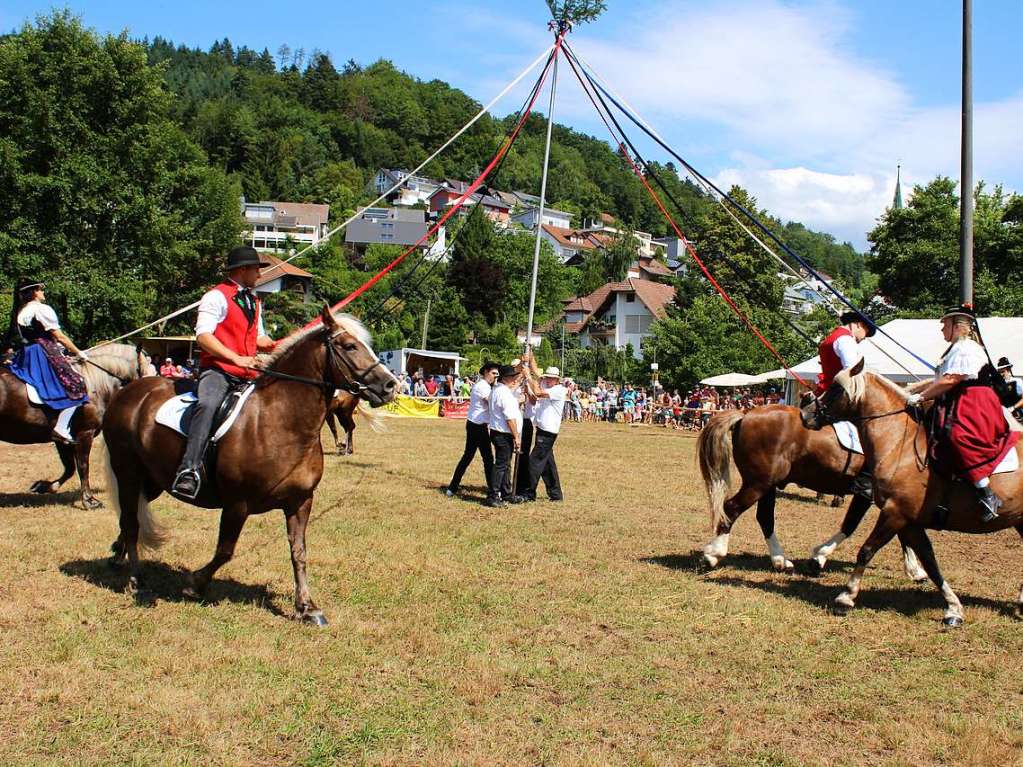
[697, 410, 745, 533]
[354, 400, 387, 433]
[102, 441, 168, 551]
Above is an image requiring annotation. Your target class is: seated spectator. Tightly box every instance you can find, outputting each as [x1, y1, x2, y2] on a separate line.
[159, 357, 178, 378]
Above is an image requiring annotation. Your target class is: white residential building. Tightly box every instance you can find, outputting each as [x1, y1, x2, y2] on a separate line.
[370, 168, 441, 207]
[510, 205, 574, 230]
[243, 200, 330, 253]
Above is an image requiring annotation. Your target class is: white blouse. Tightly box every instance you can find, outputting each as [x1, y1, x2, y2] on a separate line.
[17, 300, 60, 331]
[936, 338, 987, 380]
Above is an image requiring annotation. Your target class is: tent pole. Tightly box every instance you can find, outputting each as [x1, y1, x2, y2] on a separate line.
[524, 51, 559, 353]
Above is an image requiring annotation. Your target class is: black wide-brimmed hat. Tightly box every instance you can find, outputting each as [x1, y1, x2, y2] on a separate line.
[839, 310, 876, 337]
[226, 245, 270, 270]
[498, 364, 518, 379]
[940, 304, 976, 322]
[997, 356, 1013, 370]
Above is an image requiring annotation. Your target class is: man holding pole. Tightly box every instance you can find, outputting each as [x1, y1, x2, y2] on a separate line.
[522, 363, 567, 502]
[485, 364, 523, 508]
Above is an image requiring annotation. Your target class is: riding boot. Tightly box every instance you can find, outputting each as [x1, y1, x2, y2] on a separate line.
[974, 484, 1002, 523]
[849, 472, 873, 501]
[172, 466, 201, 500]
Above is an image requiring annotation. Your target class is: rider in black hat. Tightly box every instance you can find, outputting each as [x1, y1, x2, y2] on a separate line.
[171, 245, 277, 499]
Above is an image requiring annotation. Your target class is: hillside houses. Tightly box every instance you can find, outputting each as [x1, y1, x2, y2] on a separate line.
[242, 199, 330, 253]
[561, 277, 676, 359]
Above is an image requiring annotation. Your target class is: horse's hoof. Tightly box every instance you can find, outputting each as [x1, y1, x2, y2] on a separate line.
[805, 558, 824, 577]
[831, 593, 855, 616]
[699, 554, 719, 572]
[297, 610, 329, 627]
[182, 585, 206, 602]
[30, 480, 55, 494]
[772, 557, 795, 574]
[942, 615, 964, 629]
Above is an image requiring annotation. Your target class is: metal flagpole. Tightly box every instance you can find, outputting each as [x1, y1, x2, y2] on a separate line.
[960, 0, 973, 305]
[524, 49, 560, 353]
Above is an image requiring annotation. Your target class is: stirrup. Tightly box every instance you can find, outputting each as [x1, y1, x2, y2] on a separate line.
[975, 485, 1002, 523]
[172, 468, 201, 500]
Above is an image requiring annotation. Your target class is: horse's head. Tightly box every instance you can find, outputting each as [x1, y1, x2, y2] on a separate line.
[800, 358, 865, 430]
[320, 306, 397, 407]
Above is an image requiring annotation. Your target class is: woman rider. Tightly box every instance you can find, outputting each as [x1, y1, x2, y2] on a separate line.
[906, 305, 1020, 521]
[4, 279, 90, 440]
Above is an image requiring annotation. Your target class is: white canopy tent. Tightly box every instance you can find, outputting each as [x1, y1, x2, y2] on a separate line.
[783, 317, 1023, 404]
[753, 368, 785, 383]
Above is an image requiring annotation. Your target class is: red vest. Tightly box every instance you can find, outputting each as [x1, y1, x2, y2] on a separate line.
[816, 326, 853, 395]
[198, 282, 261, 380]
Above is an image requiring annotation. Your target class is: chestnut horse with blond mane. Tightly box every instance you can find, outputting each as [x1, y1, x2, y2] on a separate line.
[102, 308, 396, 626]
[801, 358, 1023, 627]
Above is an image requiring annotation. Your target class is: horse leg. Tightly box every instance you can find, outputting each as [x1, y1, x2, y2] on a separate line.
[702, 481, 766, 569]
[183, 502, 249, 601]
[112, 473, 147, 600]
[74, 431, 102, 510]
[1015, 526, 1023, 617]
[808, 494, 871, 575]
[345, 425, 354, 456]
[31, 441, 76, 494]
[832, 513, 899, 615]
[325, 410, 342, 454]
[897, 525, 965, 627]
[285, 496, 327, 626]
[755, 488, 793, 573]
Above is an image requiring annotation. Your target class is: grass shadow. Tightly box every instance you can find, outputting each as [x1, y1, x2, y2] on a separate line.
[641, 551, 824, 574]
[707, 573, 1019, 619]
[59, 557, 287, 618]
[0, 490, 80, 509]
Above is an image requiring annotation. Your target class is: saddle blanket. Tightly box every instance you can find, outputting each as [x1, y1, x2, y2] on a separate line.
[25, 383, 43, 406]
[832, 421, 862, 454]
[993, 446, 1020, 475]
[155, 385, 255, 442]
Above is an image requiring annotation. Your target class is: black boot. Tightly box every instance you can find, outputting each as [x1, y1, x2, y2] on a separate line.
[172, 467, 201, 500]
[974, 484, 1002, 523]
[849, 472, 873, 501]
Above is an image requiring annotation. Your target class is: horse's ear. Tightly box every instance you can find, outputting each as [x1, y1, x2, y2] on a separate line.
[850, 357, 865, 376]
[320, 305, 338, 331]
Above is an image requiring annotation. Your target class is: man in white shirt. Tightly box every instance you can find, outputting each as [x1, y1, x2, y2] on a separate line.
[172, 245, 277, 499]
[486, 364, 523, 507]
[445, 361, 499, 497]
[524, 366, 567, 501]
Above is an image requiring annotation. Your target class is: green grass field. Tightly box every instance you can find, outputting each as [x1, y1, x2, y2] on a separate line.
[1, 417, 1021, 766]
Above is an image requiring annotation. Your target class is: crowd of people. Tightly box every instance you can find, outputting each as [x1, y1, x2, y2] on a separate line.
[158, 357, 198, 380]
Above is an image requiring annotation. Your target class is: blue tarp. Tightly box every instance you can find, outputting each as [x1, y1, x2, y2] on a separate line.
[6, 344, 89, 410]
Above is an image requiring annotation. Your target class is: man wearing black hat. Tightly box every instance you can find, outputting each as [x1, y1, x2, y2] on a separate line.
[816, 310, 875, 396]
[485, 364, 524, 508]
[996, 357, 1023, 413]
[171, 245, 277, 499]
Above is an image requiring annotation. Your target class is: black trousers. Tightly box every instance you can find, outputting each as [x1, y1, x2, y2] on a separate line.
[488, 431, 515, 501]
[515, 419, 535, 496]
[448, 420, 493, 492]
[528, 428, 563, 500]
[179, 367, 230, 471]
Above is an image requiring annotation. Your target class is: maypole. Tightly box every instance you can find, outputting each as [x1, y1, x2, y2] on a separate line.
[524, 37, 560, 354]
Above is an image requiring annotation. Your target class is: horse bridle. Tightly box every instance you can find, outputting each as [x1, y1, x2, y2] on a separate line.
[809, 385, 909, 427]
[259, 327, 388, 397]
[80, 345, 147, 386]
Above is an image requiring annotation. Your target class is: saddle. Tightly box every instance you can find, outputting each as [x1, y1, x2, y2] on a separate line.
[155, 379, 255, 442]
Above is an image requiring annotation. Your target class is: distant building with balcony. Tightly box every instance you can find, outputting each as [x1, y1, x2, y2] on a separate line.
[509, 204, 574, 230]
[560, 278, 676, 359]
[243, 199, 330, 253]
[428, 180, 511, 224]
[370, 168, 441, 207]
[254, 254, 315, 304]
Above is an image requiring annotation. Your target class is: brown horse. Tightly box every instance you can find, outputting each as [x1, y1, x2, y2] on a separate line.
[101, 308, 397, 625]
[698, 406, 925, 580]
[800, 359, 1023, 627]
[0, 344, 154, 508]
[325, 390, 385, 455]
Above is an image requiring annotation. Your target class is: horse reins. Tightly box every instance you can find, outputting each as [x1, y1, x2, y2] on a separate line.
[81, 345, 148, 386]
[257, 327, 387, 397]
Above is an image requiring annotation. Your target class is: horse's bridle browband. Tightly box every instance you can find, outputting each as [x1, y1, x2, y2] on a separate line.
[258, 327, 386, 396]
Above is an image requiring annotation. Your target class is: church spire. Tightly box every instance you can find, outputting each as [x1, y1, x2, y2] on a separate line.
[892, 164, 904, 210]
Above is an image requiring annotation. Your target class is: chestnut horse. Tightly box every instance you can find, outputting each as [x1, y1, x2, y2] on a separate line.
[325, 390, 385, 455]
[0, 343, 153, 508]
[102, 308, 397, 625]
[697, 406, 925, 580]
[801, 359, 1023, 627]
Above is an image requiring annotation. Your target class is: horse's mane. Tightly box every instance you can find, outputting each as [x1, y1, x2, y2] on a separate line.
[264, 313, 373, 367]
[74, 343, 149, 406]
[835, 367, 910, 406]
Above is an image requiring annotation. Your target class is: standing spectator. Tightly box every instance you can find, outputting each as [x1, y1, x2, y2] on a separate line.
[485, 364, 524, 507]
[458, 375, 472, 399]
[424, 375, 439, 397]
[446, 362, 500, 498]
[622, 384, 636, 424]
[523, 366, 567, 501]
[414, 375, 428, 398]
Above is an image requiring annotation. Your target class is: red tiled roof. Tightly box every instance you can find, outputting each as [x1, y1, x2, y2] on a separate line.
[257, 253, 313, 287]
[260, 201, 330, 228]
[542, 224, 603, 251]
[637, 257, 673, 277]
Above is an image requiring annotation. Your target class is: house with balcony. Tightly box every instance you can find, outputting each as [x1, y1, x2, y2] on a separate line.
[370, 169, 441, 207]
[561, 278, 676, 359]
[243, 200, 330, 253]
[509, 204, 574, 231]
[428, 180, 511, 224]
[254, 254, 315, 303]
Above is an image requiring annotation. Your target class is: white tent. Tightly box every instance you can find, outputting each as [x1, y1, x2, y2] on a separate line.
[700, 372, 760, 387]
[752, 368, 785, 383]
[783, 317, 1023, 403]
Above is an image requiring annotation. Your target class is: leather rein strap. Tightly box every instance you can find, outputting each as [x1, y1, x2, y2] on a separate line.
[257, 328, 385, 396]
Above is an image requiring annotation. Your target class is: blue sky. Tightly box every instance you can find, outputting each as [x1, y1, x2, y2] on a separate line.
[4, 1, 1021, 248]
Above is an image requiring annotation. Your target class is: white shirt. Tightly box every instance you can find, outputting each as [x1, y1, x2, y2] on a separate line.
[832, 333, 862, 369]
[534, 383, 568, 434]
[195, 281, 266, 337]
[17, 300, 60, 331]
[936, 338, 987, 380]
[489, 382, 522, 434]
[466, 379, 492, 425]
